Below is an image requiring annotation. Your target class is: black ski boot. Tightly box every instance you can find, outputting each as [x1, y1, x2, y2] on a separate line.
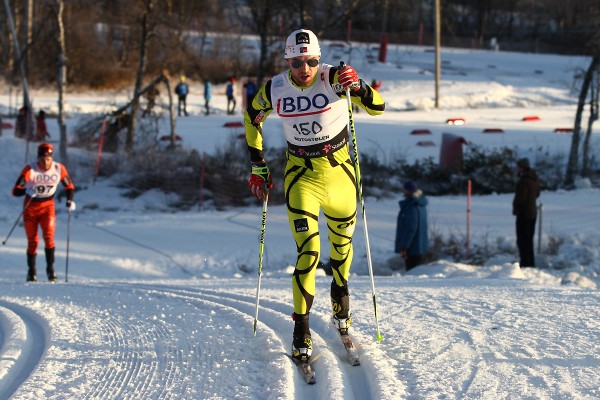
[331, 281, 352, 335]
[291, 313, 312, 362]
[45, 247, 57, 282]
[26, 252, 37, 282]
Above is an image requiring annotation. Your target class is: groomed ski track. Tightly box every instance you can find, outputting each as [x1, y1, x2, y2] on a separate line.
[0, 300, 49, 400]
[0, 280, 399, 399]
[1, 277, 598, 399]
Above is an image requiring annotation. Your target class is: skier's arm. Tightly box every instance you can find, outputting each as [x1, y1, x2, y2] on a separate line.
[60, 165, 75, 202]
[244, 80, 274, 163]
[330, 67, 385, 115]
[12, 166, 31, 197]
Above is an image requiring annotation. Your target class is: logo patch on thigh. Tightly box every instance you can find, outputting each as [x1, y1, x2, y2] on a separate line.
[294, 218, 309, 232]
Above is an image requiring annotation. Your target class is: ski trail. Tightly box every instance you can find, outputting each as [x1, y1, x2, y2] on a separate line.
[117, 283, 312, 399]
[198, 284, 403, 400]
[0, 300, 49, 399]
[82, 312, 171, 399]
[76, 282, 246, 399]
[128, 283, 380, 399]
[96, 282, 295, 399]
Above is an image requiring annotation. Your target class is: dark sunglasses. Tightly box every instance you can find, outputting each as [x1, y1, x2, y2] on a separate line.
[290, 58, 319, 69]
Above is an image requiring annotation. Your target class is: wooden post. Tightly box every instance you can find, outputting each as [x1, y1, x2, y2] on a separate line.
[466, 179, 471, 259]
[94, 116, 107, 185]
[434, 0, 441, 109]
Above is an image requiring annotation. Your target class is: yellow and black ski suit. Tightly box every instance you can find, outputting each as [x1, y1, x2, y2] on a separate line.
[244, 63, 385, 316]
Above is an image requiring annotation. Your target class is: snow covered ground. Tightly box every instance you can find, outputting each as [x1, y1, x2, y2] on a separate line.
[1, 42, 599, 399]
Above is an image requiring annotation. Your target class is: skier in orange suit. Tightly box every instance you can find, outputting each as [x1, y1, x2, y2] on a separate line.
[12, 142, 76, 282]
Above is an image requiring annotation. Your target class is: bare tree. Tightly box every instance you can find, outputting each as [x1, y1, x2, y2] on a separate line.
[3, 0, 34, 153]
[244, 0, 276, 86]
[581, 61, 600, 176]
[54, 0, 68, 164]
[126, 0, 156, 153]
[565, 55, 599, 185]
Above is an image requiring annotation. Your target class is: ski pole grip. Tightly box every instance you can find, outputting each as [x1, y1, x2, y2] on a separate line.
[340, 61, 346, 68]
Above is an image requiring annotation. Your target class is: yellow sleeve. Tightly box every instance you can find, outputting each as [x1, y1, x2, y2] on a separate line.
[244, 80, 274, 163]
[333, 67, 385, 115]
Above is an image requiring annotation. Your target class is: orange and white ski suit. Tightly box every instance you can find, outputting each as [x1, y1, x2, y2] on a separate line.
[12, 161, 75, 254]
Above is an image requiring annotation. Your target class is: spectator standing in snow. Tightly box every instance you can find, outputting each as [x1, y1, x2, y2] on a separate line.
[175, 76, 189, 116]
[244, 28, 385, 363]
[34, 110, 50, 141]
[226, 77, 237, 114]
[394, 180, 429, 271]
[12, 143, 76, 282]
[204, 80, 212, 115]
[512, 158, 540, 267]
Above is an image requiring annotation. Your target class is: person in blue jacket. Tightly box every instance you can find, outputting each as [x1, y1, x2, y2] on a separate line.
[226, 77, 236, 114]
[204, 80, 212, 115]
[175, 76, 189, 116]
[395, 180, 429, 271]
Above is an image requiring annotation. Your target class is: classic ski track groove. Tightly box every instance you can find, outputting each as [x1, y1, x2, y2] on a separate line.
[83, 313, 175, 399]
[79, 282, 272, 399]
[0, 300, 49, 400]
[89, 284, 304, 398]
[125, 282, 373, 400]
[109, 282, 313, 399]
[1, 281, 377, 399]
[141, 285, 372, 399]
[122, 283, 321, 398]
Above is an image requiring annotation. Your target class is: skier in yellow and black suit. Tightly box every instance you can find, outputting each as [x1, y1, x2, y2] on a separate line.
[244, 29, 385, 362]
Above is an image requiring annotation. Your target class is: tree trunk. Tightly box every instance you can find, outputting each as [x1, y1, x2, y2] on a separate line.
[582, 67, 599, 176]
[126, 0, 154, 153]
[4, 0, 34, 160]
[161, 74, 177, 149]
[24, 0, 32, 90]
[248, 0, 273, 86]
[56, 0, 68, 164]
[565, 55, 599, 186]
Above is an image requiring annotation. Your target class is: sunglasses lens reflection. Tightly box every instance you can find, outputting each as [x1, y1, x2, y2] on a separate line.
[291, 59, 319, 68]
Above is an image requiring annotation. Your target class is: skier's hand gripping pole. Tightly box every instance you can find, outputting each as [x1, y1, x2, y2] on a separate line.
[340, 61, 384, 342]
[253, 185, 269, 336]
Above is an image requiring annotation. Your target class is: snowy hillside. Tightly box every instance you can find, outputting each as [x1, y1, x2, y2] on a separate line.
[1, 43, 599, 399]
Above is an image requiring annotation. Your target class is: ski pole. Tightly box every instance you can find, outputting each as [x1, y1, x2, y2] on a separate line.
[341, 61, 384, 342]
[2, 194, 35, 245]
[253, 188, 269, 336]
[65, 209, 72, 282]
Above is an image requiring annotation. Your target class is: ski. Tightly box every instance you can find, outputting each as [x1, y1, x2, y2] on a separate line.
[338, 332, 360, 366]
[289, 356, 316, 384]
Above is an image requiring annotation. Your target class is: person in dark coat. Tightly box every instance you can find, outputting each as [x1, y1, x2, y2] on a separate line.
[395, 180, 429, 271]
[512, 157, 540, 267]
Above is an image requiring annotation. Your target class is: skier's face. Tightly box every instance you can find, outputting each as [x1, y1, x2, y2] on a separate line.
[38, 155, 52, 170]
[287, 56, 320, 87]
